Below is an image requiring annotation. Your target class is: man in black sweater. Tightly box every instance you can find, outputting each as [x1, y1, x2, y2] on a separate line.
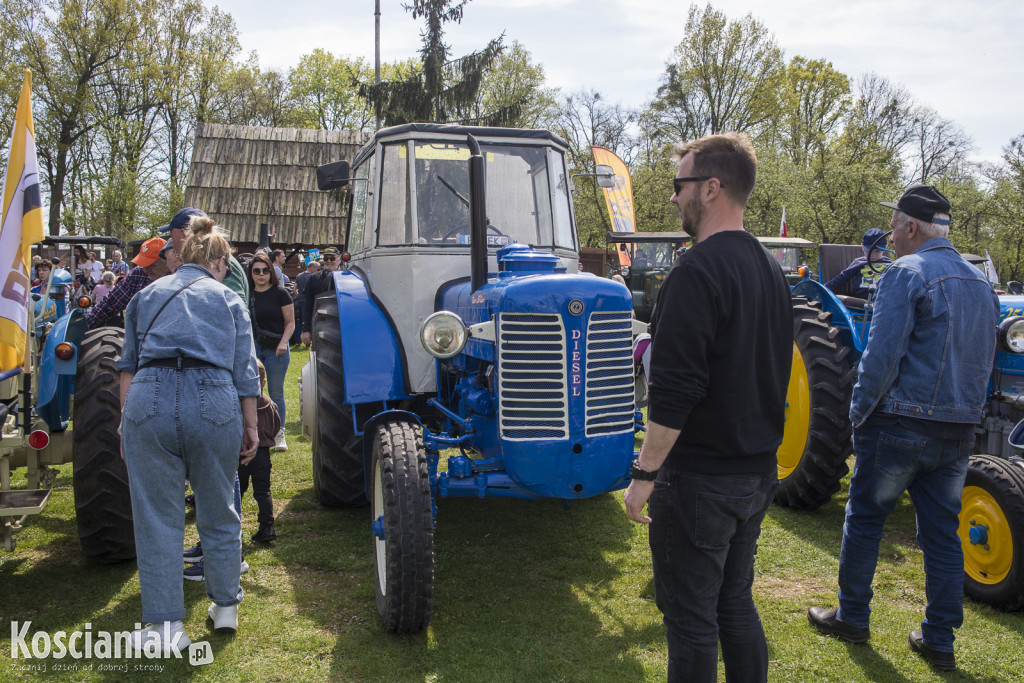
[624, 132, 793, 682]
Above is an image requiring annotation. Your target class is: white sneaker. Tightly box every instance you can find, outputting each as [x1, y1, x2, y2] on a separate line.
[208, 602, 239, 633]
[130, 620, 190, 657]
[274, 429, 287, 452]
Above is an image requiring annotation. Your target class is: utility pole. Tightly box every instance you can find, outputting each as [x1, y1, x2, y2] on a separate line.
[375, 0, 381, 129]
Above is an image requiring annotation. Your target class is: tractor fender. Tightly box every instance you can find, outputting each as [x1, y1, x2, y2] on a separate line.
[331, 270, 410, 404]
[37, 309, 88, 431]
[791, 279, 864, 355]
[361, 408, 423, 496]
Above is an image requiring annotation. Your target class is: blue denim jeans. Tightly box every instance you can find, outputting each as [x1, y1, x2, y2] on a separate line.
[122, 366, 244, 623]
[649, 468, 777, 683]
[255, 343, 289, 426]
[837, 422, 971, 652]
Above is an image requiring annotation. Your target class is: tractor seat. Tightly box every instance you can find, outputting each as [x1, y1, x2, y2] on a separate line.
[837, 295, 870, 312]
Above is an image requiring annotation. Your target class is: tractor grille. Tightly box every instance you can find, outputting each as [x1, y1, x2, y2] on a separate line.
[498, 313, 568, 440]
[585, 312, 635, 436]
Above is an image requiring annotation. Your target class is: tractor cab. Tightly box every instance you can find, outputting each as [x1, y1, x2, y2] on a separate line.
[606, 231, 690, 322]
[757, 236, 815, 286]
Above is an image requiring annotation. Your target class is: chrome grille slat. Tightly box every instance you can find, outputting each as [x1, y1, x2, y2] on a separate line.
[586, 311, 635, 436]
[498, 313, 568, 440]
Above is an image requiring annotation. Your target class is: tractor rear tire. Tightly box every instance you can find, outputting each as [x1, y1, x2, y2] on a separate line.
[311, 292, 367, 507]
[775, 300, 854, 509]
[72, 327, 135, 563]
[371, 420, 434, 633]
[961, 454, 1024, 611]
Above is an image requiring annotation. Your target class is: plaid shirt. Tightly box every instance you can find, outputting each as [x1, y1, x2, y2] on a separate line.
[85, 266, 151, 329]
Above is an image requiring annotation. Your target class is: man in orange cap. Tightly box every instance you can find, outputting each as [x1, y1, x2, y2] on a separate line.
[85, 237, 169, 329]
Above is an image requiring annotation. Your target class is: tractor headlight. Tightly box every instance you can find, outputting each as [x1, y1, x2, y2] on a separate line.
[999, 316, 1024, 353]
[420, 311, 467, 358]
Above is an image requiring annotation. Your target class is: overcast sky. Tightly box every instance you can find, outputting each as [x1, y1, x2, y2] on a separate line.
[211, 0, 1024, 164]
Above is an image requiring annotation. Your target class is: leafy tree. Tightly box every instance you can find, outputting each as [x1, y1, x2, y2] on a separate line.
[775, 57, 850, 168]
[289, 49, 373, 131]
[473, 40, 556, 129]
[650, 3, 783, 142]
[19, 0, 144, 234]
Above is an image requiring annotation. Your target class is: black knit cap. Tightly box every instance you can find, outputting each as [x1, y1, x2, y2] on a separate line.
[880, 184, 951, 226]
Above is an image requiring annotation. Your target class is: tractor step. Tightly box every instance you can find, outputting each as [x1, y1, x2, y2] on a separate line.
[0, 489, 50, 516]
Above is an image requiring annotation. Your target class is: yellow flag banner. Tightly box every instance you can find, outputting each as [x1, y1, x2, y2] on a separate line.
[591, 146, 636, 267]
[0, 70, 45, 372]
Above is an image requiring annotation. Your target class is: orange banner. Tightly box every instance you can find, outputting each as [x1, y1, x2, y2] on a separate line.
[592, 147, 636, 267]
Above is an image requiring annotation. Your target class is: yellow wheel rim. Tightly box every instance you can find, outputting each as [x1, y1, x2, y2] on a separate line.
[777, 342, 811, 479]
[959, 485, 1015, 585]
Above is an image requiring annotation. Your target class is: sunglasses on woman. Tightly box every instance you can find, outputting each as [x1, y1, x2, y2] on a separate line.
[251, 267, 270, 275]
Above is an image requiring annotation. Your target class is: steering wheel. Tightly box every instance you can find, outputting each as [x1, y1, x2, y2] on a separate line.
[866, 230, 893, 274]
[441, 221, 506, 240]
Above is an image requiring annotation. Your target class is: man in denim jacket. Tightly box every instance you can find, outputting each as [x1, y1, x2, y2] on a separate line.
[809, 185, 999, 671]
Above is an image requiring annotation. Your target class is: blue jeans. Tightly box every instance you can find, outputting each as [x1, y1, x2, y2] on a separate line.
[837, 422, 971, 652]
[122, 366, 244, 623]
[255, 343, 289, 427]
[649, 468, 776, 683]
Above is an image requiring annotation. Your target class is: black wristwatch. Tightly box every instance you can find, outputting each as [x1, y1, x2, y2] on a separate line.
[630, 458, 660, 481]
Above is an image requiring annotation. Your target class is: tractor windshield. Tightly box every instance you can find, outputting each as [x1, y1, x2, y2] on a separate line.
[376, 140, 576, 250]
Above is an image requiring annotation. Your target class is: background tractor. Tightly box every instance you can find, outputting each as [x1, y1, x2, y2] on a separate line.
[300, 123, 644, 634]
[1, 236, 132, 563]
[778, 238, 1024, 612]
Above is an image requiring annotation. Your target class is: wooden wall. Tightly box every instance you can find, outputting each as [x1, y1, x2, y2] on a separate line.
[184, 123, 369, 247]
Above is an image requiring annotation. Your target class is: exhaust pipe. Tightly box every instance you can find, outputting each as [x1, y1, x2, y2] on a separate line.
[468, 135, 487, 292]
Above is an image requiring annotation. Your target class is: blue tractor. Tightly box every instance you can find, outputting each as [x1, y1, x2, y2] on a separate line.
[776, 240, 1024, 611]
[1, 236, 133, 562]
[300, 124, 644, 633]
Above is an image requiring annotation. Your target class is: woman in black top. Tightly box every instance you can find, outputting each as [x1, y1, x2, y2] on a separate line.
[246, 251, 294, 451]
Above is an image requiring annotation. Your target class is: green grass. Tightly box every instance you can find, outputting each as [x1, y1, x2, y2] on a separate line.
[1, 347, 1023, 680]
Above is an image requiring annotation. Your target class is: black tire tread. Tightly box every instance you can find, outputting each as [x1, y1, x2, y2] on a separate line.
[311, 292, 367, 507]
[373, 420, 433, 634]
[72, 327, 135, 563]
[775, 301, 854, 509]
[962, 454, 1024, 611]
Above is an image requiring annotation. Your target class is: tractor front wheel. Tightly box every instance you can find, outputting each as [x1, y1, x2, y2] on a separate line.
[775, 300, 854, 509]
[72, 327, 135, 563]
[310, 293, 366, 507]
[371, 420, 434, 633]
[960, 454, 1024, 611]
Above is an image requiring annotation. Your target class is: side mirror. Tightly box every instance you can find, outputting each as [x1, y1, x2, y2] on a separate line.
[316, 160, 350, 191]
[595, 164, 615, 189]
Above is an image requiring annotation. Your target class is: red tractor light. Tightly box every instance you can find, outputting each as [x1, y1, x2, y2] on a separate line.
[54, 342, 75, 360]
[27, 429, 49, 450]
[77, 295, 92, 308]
[798, 265, 810, 278]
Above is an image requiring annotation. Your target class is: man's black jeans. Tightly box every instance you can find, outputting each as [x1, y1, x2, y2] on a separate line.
[648, 468, 776, 682]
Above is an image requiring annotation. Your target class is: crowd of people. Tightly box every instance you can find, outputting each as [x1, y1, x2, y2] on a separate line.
[35, 206, 340, 657]
[624, 133, 993, 680]
[42, 133, 990, 675]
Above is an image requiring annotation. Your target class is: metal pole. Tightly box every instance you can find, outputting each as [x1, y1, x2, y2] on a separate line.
[375, 0, 381, 129]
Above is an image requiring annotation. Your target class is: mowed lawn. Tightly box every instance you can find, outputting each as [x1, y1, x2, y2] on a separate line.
[2, 347, 1023, 681]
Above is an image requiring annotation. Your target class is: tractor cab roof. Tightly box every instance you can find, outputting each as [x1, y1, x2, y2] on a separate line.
[756, 236, 815, 249]
[353, 123, 570, 167]
[605, 231, 692, 245]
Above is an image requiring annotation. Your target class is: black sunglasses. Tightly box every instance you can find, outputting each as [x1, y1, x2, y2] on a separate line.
[251, 267, 270, 275]
[324, 255, 337, 261]
[673, 176, 716, 194]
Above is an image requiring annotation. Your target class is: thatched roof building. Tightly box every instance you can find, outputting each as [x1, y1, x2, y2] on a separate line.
[183, 123, 368, 248]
